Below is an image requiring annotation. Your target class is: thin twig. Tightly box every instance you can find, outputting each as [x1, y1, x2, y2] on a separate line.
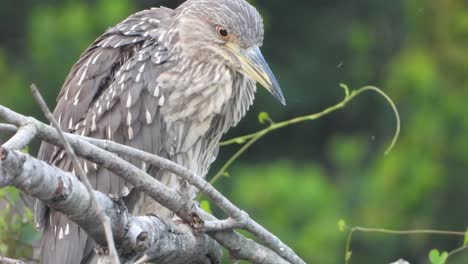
[0, 124, 17, 134]
[2, 123, 37, 150]
[448, 245, 468, 259]
[30, 84, 120, 264]
[352, 227, 465, 236]
[344, 225, 466, 264]
[210, 129, 267, 185]
[203, 218, 245, 232]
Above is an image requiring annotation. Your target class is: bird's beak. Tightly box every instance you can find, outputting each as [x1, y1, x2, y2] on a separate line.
[227, 43, 286, 105]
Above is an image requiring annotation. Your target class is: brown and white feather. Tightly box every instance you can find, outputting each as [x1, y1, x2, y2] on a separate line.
[37, 1, 262, 263]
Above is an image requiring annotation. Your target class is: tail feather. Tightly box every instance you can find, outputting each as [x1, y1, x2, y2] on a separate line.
[40, 211, 96, 264]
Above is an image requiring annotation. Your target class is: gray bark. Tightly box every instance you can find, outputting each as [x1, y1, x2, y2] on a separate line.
[0, 147, 221, 263]
[0, 102, 302, 264]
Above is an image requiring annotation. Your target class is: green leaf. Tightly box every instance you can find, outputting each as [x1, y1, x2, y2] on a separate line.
[440, 252, 448, 264]
[429, 249, 440, 264]
[258, 112, 270, 124]
[429, 249, 448, 264]
[200, 200, 212, 214]
[338, 219, 347, 232]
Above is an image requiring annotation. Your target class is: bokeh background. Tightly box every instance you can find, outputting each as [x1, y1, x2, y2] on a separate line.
[1, 0, 468, 263]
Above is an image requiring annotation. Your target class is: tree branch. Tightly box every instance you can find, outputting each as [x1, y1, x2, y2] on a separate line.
[0, 123, 19, 134]
[0, 102, 303, 263]
[2, 123, 36, 150]
[83, 135, 303, 264]
[0, 255, 26, 264]
[0, 147, 221, 263]
[203, 218, 244, 232]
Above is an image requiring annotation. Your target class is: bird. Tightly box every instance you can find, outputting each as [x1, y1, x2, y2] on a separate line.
[35, 0, 285, 263]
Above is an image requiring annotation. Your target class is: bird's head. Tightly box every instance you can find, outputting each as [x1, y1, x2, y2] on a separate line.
[170, 0, 285, 105]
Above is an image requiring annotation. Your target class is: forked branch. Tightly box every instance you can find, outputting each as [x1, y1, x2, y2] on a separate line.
[0, 101, 297, 263]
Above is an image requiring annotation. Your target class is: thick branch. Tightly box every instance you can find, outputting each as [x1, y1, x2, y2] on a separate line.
[84, 133, 303, 264]
[0, 104, 300, 264]
[0, 147, 220, 263]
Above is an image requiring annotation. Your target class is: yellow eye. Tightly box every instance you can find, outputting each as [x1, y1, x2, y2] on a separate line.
[217, 26, 229, 40]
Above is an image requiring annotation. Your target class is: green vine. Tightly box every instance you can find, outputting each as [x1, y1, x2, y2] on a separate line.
[209, 84, 401, 185]
[339, 219, 468, 264]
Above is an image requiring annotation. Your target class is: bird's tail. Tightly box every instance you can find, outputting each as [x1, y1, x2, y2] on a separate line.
[40, 210, 96, 264]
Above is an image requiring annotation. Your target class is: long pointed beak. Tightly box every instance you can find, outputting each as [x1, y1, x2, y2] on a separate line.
[228, 44, 286, 105]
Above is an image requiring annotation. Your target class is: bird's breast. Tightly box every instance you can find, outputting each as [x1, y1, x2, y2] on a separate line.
[158, 62, 234, 123]
[154, 59, 256, 176]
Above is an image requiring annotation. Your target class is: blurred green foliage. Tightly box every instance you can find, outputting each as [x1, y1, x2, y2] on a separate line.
[230, 163, 342, 263]
[0, 0, 468, 263]
[0, 187, 39, 259]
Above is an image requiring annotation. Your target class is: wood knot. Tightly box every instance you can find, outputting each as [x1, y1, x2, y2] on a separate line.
[0, 148, 8, 161]
[52, 176, 68, 201]
[190, 212, 204, 231]
[136, 232, 148, 247]
[55, 177, 64, 194]
[137, 231, 148, 242]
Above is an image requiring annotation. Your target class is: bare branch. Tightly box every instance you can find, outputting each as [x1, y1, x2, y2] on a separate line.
[2, 123, 37, 150]
[0, 123, 17, 133]
[0, 103, 302, 264]
[0, 105, 190, 218]
[0, 147, 221, 263]
[86, 137, 305, 264]
[203, 218, 244, 232]
[0, 255, 26, 264]
[193, 208, 290, 264]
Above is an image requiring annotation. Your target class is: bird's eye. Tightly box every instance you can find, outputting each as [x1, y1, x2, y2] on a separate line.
[217, 26, 229, 40]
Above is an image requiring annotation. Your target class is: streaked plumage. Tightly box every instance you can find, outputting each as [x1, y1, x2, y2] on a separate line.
[36, 0, 284, 263]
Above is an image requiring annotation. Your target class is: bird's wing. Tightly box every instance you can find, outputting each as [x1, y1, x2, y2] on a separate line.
[37, 7, 175, 264]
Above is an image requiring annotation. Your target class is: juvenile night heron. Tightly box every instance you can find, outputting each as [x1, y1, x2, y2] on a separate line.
[36, 0, 284, 262]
